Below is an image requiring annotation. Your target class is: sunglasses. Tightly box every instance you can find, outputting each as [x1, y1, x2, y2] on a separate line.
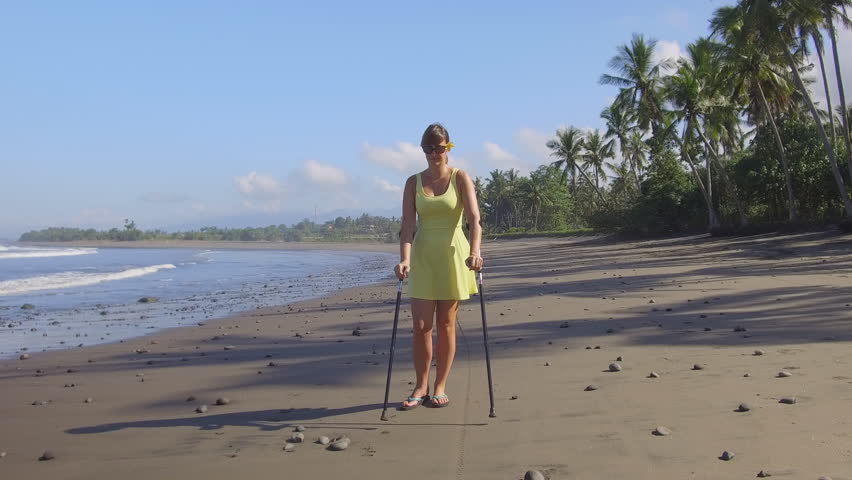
[421, 144, 448, 154]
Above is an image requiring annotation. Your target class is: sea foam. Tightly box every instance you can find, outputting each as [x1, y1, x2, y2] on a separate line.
[0, 245, 98, 260]
[0, 264, 176, 296]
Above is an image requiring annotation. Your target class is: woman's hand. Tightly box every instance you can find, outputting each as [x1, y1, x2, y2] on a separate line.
[394, 262, 410, 280]
[465, 254, 484, 271]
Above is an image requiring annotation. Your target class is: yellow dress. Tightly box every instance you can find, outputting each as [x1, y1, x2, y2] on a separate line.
[410, 168, 478, 301]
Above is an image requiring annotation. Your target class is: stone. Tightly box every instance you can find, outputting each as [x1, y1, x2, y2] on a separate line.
[692, 364, 704, 370]
[544, 362, 551, 367]
[289, 433, 304, 443]
[736, 403, 751, 412]
[283, 443, 295, 452]
[817, 477, 832, 480]
[757, 471, 771, 478]
[524, 471, 546, 480]
[648, 372, 660, 378]
[186, 395, 196, 402]
[616, 356, 624, 361]
[21, 304, 35, 310]
[777, 370, 792, 378]
[39, 450, 55, 461]
[734, 325, 747, 332]
[224, 345, 235, 350]
[295, 425, 306, 432]
[137, 297, 159, 303]
[84, 397, 93, 404]
[653, 426, 671, 436]
[317, 436, 330, 445]
[352, 329, 363, 336]
[559, 322, 570, 328]
[584, 384, 599, 391]
[779, 397, 797, 405]
[753, 349, 765, 356]
[196, 404, 208, 413]
[0, 451, 5, 458]
[720, 450, 735, 461]
[19, 354, 30, 360]
[608, 363, 622, 372]
[216, 397, 230, 406]
[510, 395, 519, 400]
[329, 437, 350, 451]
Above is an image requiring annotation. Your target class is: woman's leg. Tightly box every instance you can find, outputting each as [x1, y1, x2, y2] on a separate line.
[403, 298, 435, 407]
[432, 300, 459, 405]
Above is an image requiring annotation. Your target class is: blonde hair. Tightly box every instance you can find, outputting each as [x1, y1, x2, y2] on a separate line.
[421, 123, 450, 145]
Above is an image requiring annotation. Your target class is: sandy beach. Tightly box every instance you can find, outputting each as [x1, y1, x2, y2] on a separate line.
[3, 232, 852, 479]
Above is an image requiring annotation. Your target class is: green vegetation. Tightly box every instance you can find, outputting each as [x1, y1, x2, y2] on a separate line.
[20, 1, 852, 241]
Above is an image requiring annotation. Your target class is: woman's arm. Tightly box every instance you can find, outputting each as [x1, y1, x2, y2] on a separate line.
[457, 170, 483, 271]
[395, 175, 417, 280]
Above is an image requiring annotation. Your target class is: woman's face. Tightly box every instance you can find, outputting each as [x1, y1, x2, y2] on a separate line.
[421, 142, 448, 167]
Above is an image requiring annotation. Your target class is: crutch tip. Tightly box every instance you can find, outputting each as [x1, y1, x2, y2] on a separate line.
[489, 412, 497, 418]
[380, 412, 389, 421]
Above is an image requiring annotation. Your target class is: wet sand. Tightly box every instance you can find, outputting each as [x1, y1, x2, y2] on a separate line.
[3, 231, 852, 479]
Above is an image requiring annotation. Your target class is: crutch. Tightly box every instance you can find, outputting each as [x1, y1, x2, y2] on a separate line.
[477, 271, 497, 418]
[380, 279, 404, 421]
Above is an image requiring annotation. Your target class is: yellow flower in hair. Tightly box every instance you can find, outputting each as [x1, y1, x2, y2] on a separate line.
[446, 141, 455, 151]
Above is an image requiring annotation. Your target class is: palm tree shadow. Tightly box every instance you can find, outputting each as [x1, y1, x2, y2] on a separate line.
[66, 403, 384, 435]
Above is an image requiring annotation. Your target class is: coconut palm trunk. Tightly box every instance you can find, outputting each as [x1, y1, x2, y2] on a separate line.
[813, 33, 837, 148]
[756, 81, 799, 221]
[826, 9, 852, 181]
[784, 49, 852, 217]
[697, 129, 749, 226]
[679, 119, 720, 229]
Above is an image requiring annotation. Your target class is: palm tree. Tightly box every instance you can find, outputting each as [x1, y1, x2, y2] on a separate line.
[548, 127, 597, 201]
[522, 179, 552, 231]
[777, 0, 852, 217]
[665, 37, 750, 227]
[711, 3, 801, 221]
[602, 104, 642, 189]
[600, 34, 672, 135]
[623, 130, 649, 186]
[583, 130, 615, 193]
[485, 169, 508, 231]
[818, 0, 852, 180]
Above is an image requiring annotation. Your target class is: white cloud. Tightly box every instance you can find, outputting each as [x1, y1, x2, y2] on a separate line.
[375, 178, 402, 194]
[233, 171, 286, 198]
[515, 127, 553, 161]
[662, 8, 689, 30]
[362, 141, 423, 172]
[653, 40, 684, 74]
[304, 159, 347, 185]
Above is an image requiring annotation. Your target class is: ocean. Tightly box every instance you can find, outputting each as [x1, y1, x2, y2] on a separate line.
[0, 244, 396, 359]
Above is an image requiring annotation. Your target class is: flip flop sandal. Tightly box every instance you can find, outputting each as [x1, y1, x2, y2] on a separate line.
[428, 394, 450, 408]
[400, 395, 427, 410]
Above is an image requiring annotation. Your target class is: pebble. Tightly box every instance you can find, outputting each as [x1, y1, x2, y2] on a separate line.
[817, 477, 832, 480]
[329, 437, 350, 451]
[736, 403, 751, 412]
[289, 433, 304, 443]
[0, 451, 5, 458]
[777, 370, 792, 378]
[648, 372, 660, 378]
[753, 349, 765, 356]
[720, 450, 735, 461]
[352, 329, 363, 336]
[559, 322, 570, 328]
[652, 426, 671, 436]
[744, 373, 751, 377]
[137, 297, 159, 303]
[734, 325, 747, 332]
[608, 363, 622, 372]
[186, 395, 196, 402]
[39, 450, 55, 461]
[19, 354, 29, 360]
[779, 397, 797, 405]
[84, 397, 93, 404]
[295, 425, 306, 432]
[692, 364, 704, 370]
[283, 443, 295, 452]
[757, 471, 771, 478]
[510, 395, 519, 400]
[196, 404, 208, 413]
[223, 345, 235, 350]
[317, 436, 330, 445]
[524, 471, 545, 480]
[544, 362, 551, 367]
[216, 397, 230, 405]
[616, 356, 623, 361]
[584, 385, 599, 391]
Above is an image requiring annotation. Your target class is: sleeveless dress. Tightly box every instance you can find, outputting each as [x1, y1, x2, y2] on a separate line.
[409, 168, 478, 301]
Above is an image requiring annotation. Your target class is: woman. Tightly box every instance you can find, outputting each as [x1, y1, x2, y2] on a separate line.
[394, 123, 484, 409]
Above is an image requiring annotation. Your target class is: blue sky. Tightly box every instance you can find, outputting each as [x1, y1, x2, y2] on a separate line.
[3, 0, 835, 238]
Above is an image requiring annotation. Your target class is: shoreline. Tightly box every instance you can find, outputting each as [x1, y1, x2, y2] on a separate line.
[3, 232, 852, 479]
[17, 239, 398, 253]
